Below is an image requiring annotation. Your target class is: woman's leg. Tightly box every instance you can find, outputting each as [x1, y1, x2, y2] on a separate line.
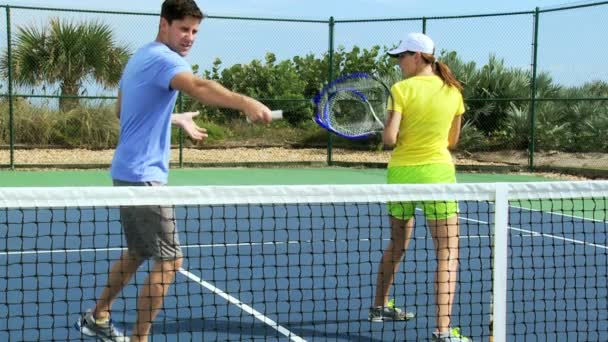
[373, 216, 415, 307]
[428, 214, 460, 333]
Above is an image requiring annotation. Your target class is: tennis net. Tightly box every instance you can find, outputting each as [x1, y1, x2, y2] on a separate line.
[0, 181, 607, 341]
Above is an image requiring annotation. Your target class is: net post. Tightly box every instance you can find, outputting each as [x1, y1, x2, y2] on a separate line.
[492, 183, 509, 342]
[177, 94, 184, 168]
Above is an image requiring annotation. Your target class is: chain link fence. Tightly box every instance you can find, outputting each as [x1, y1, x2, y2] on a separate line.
[1, 2, 607, 176]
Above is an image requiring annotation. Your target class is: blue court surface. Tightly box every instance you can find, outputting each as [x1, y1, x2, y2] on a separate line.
[1, 200, 607, 341]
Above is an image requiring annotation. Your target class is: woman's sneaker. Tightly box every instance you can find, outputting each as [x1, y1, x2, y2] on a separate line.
[368, 299, 415, 322]
[432, 327, 471, 342]
[74, 309, 130, 342]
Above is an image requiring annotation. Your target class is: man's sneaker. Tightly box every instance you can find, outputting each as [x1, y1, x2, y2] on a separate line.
[74, 309, 130, 342]
[368, 299, 415, 322]
[432, 327, 471, 342]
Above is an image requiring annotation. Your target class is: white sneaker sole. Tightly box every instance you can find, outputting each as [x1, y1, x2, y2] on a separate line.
[74, 318, 123, 342]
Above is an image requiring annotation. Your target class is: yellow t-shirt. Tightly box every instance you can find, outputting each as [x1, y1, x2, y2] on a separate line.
[387, 75, 465, 167]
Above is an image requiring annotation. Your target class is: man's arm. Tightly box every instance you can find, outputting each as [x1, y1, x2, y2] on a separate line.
[169, 72, 271, 123]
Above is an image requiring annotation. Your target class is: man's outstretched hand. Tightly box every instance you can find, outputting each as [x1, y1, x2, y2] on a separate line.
[172, 111, 208, 141]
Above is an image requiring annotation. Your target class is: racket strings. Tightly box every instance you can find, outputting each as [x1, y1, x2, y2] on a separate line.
[314, 73, 393, 139]
[326, 91, 383, 135]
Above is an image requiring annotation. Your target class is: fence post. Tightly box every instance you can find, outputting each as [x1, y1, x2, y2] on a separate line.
[528, 7, 540, 171]
[178, 94, 184, 168]
[6, 6, 14, 169]
[422, 17, 427, 33]
[326, 16, 335, 166]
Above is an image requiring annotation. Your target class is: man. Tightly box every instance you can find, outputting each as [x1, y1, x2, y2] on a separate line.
[75, 1, 272, 341]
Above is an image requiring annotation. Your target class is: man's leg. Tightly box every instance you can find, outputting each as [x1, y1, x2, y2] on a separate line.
[76, 250, 143, 341]
[130, 257, 183, 342]
[94, 251, 144, 320]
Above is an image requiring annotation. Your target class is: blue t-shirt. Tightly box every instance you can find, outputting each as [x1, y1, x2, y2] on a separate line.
[110, 42, 191, 183]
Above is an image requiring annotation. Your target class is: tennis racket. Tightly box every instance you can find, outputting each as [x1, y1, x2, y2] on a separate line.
[313, 72, 392, 139]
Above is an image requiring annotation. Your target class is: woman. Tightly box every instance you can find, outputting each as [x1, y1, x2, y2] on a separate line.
[369, 32, 469, 342]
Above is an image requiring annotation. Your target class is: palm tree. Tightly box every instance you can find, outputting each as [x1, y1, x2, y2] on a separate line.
[0, 18, 131, 112]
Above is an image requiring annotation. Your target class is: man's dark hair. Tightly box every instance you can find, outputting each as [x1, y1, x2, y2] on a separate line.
[161, 0, 203, 23]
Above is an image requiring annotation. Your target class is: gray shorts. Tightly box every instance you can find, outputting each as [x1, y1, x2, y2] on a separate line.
[113, 180, 182, 260]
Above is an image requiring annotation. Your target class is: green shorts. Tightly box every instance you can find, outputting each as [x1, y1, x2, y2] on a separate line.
[387, 163, 458, 220]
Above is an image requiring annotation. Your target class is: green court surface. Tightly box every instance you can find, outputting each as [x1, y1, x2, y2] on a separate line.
[0, 167, 556, 187]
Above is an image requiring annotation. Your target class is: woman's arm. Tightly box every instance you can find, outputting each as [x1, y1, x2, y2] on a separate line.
[447, 114, 463, 149]
[382, 110, 401, 147]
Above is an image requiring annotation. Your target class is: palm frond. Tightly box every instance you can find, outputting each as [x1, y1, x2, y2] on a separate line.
[0, 17, 132, 111]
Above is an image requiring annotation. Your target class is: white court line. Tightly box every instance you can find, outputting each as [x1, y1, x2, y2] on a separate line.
[511, 204, 607, 224]
[0, 235, 490, 257]
[1, 246, 127, 256]
[4, 204, 601, 257]
[0, 243, 307, 341]
[179, 268, 306, 342]
[0, 241, 302, 257]
[458, 209, 608, 250]
[2, 206, 605, 258]
[508, 226, 608, 250]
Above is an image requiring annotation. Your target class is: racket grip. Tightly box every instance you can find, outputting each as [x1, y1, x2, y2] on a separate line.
[271, 110, 283, 119]
[246, 110, 283, 123]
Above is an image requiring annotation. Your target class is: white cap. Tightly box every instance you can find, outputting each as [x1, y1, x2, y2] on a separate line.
[387, 32, 435, 56]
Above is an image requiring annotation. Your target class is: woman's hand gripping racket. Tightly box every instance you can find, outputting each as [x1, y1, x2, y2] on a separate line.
[313, 73, 392, 139]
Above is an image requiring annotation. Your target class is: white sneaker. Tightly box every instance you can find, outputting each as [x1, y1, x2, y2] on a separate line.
[74, 309, 130, 342]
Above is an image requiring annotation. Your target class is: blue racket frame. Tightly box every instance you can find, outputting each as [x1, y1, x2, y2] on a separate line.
[313, 72, 389, 139]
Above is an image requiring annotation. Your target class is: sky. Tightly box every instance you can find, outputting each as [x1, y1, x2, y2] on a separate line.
[1, 0, 607, 92]
[0, 0, 595, 19]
